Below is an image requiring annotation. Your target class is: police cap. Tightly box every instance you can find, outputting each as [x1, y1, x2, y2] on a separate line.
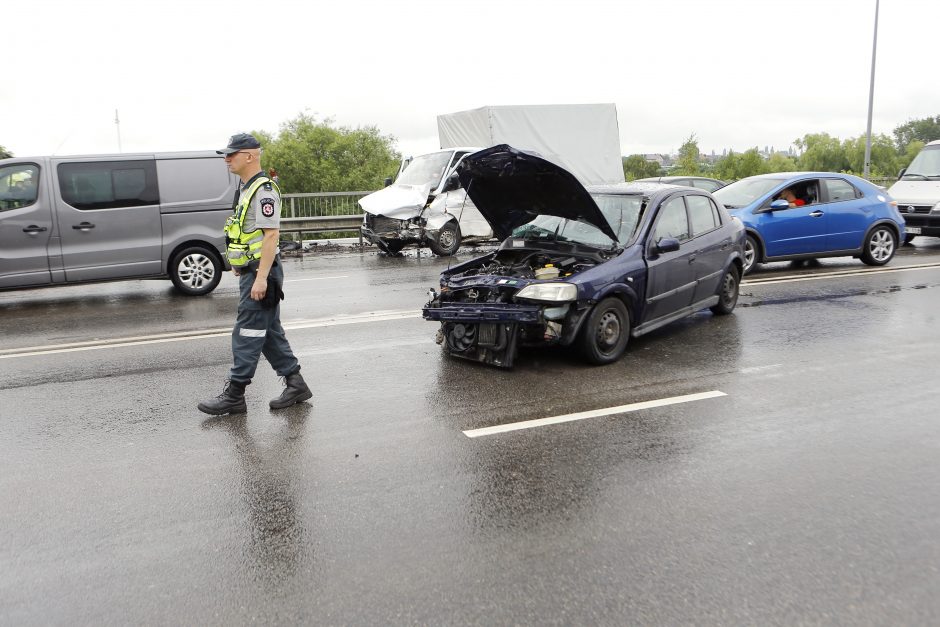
[216, 133, 261, 155]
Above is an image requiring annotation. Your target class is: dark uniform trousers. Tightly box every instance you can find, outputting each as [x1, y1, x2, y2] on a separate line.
[229, 258, 300, 384]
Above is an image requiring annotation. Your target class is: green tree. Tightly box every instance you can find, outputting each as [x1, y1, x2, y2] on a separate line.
[622, 154, 662, 180]
[765, 151, 798, 173]
[892, 115, 940, 152]
[255, 113, 400, 193]
[842, 134, 900, 177]
[900, 140, 925, 172]
[673, 134, 701, 175]
[0, 145, 12, 159]
[796, 133, 849, 172]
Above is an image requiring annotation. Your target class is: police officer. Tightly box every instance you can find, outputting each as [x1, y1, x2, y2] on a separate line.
[198, 133, 312, 415]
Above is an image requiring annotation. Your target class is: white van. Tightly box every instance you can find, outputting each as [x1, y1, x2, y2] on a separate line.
[0, 151, 236, 295]
[358, 147, 493, 256]
[888, 139, 940, 243]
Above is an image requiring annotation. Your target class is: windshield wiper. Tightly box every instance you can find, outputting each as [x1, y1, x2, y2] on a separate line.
[902, 173, 929, 180]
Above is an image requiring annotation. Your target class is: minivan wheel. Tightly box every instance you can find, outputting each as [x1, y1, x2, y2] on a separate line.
[860, 226, 897, 266]
[710, 265, 740, 315]
[579, 297, 630, 365]
[170, 246, 222, 296]
[743, 235, 759, 275]
[428, 221, 461, 256]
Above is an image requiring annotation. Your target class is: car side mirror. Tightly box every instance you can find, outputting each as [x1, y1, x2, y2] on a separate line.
[897, 167, 906, 180]
[383, 177, 393, 188]
[656, 237, 680, 253]
[441, 172, 461, 193]
[769, 199, 789, 211]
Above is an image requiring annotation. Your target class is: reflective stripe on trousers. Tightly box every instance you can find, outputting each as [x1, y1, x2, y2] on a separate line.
[229, 260, 300, 383]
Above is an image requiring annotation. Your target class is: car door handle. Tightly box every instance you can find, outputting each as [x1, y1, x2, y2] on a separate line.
[72, 222, 96, 230]
[22, 225, 48, 234]
[809, 210, 824, 218]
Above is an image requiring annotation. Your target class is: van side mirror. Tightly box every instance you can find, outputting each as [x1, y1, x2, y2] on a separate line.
[441, 172, 461, 193]
[769, 199, 789, 210]
[383, 177, 393, 188]
[656, 237, 680, 253]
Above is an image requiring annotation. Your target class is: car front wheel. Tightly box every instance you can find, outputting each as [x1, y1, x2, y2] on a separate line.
[710, 265, 740, 315]
[743, 235, 759, 275]
[428, 221, 461, 256]
[579, 297, 630, 365]
[170, 246, 222, 296]
[860, 226, 897, 266]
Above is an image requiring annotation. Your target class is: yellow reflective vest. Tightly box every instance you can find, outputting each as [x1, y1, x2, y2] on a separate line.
[224, 176, 279, 268]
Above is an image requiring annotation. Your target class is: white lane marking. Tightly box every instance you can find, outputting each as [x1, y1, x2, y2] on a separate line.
[463, 390, 727, 438]
[283, 275, 349, 283]
[738, 363, 783, 374]
[742, 261, 940, 286]
[0, 310, 421, 359]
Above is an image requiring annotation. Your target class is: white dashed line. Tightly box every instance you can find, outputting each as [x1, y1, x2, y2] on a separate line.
[463, 390, 728, 438]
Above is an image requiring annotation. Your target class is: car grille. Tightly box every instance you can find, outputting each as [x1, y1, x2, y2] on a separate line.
[901, 215, 938, 227]
[900, 204, 933, 215]
[367, 215, 403, 234]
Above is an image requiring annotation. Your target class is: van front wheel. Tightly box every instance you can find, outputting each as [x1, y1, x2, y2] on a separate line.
[170, 246, 222, 296]
[428, 221, 461, 256]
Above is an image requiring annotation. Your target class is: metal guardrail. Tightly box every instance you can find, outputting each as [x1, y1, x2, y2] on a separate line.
[280, 191, 373, 242]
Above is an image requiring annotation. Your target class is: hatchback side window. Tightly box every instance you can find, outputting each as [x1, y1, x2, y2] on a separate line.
[653, 197, 690, 242]
[687, 194, 719, 236]
[58, 160, 159, 210]
[0, 163, 40, 211]
[823, 178, 859, 202]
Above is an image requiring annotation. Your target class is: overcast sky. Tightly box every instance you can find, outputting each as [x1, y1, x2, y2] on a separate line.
[3, 0, 937, 160]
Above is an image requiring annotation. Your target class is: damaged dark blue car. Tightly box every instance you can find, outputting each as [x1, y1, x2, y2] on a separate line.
[422, 145, 746, 368]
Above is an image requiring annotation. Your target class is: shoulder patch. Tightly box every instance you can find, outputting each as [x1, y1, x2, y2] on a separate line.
[260, 197, 276, 217]
[263, 183, 273, 191]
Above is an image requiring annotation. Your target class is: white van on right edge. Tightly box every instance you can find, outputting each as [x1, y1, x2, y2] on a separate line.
[889, 139, 940, 244]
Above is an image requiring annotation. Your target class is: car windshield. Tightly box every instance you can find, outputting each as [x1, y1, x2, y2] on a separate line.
[509, 194, 643, 248]
[901, 145, 940, 179]
[713, 178, 784, 208]
[396, 152, 452, 187]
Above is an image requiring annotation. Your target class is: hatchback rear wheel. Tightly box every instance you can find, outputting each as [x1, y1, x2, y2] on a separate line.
[860, 226, 896, 266]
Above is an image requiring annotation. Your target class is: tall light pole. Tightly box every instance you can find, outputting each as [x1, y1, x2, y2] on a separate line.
[863, 0, 880, 179]
[115, 109, 122, 153]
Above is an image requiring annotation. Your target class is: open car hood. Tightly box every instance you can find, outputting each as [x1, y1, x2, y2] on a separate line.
[456, 144, 618, 242]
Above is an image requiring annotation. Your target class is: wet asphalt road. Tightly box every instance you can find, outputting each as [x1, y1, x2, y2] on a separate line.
[2, 240, 940, 625]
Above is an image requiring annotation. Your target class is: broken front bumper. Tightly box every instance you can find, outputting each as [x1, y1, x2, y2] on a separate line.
[423, 302, 543, 368]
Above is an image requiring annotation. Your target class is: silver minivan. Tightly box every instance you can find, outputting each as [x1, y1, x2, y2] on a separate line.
[0, 151, 236, 295]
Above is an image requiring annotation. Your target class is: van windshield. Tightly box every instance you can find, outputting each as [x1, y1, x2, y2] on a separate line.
[902, 145, 940, 180]
[396, 152, 452, 187]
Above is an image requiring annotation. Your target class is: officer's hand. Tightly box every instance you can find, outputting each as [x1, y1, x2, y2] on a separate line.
[232, 269, 241, 277]
[251, 277, 267, 301]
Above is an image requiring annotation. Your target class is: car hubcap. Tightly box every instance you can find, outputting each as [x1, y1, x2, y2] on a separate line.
[744, 240, 755, 271]
[178, 254, 213, 288]
[439, 229, 456, 249]
[870, 230, 894, 261]
[596, 311, 621, 351]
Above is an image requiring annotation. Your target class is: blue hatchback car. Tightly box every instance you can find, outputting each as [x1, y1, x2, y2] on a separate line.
[712, 172, 906, 274]
[423, 145, 745, 368]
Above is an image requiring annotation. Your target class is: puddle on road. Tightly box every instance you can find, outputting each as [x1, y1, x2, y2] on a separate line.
[740, 282, 936, 308]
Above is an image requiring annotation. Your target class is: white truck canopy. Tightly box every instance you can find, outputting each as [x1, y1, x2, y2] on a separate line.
[436, 103, 625, 186]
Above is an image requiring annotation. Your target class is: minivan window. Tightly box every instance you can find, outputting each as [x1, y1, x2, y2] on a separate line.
[58, 160, 159, 210]
[0, 163, 40, 211]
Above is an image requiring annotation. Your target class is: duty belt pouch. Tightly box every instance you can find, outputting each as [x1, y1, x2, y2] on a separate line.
[261, 276, 285, 309]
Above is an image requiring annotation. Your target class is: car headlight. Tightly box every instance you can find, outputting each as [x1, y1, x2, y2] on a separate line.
[515, 282, 578, 302]
[932, 202, 940, 213]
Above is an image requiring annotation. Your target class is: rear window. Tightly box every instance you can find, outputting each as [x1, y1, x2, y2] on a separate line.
[58, 160, 159, 210]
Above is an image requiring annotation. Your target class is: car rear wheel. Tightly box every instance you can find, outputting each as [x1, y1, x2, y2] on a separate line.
[860, 226, 897, 266]
[710, 265, 740, 315]
[428, 221, 461, 256]
[579, 297, 630, 365]
[170, 245, 222, 296]
[743, 235, 759, 275]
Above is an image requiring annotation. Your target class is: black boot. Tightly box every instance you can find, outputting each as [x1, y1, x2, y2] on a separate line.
[197, 380, 248, 415]
[270, 372, 312, 409]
